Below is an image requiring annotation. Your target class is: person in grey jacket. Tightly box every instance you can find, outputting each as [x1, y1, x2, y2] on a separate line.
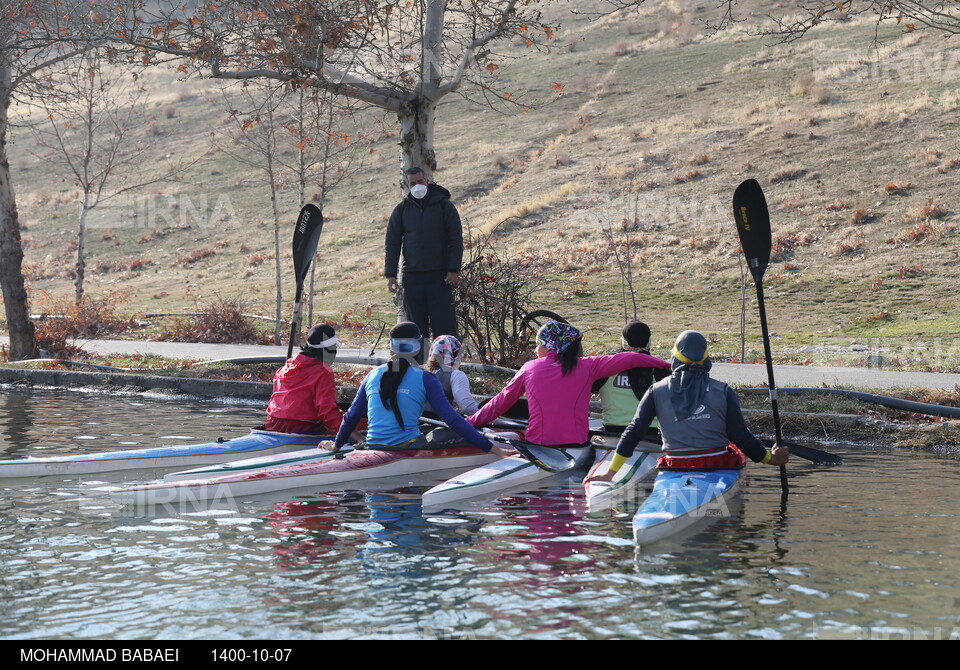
[384, 167, 462, 338]
[585, 330, 788, 484]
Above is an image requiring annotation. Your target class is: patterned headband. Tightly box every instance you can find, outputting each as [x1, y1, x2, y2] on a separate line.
[429, 335, 462, 366]
[536, 321, 582, 353]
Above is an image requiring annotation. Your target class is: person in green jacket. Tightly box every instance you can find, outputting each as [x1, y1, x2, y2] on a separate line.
[592, 321, 669, 436]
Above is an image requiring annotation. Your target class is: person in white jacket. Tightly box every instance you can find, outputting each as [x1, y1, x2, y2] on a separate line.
[423, 335, 479, 415]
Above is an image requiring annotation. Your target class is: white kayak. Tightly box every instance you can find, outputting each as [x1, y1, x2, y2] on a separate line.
[0, 430, 325, 478]
[111, 440, 510, 507]
[422, 443, 594, 509]
[632, 468, 745, 546]
[163, 446, 356, 482]
[583, 441, 660, 513]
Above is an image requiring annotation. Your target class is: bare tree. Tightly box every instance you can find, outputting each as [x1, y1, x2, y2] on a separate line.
[0, 1, 102, 360]
[708, 1, 960, 42]
[112, 1, 562, 183]
[218, 80, 290, 344]
[29, 51, 188, 305]
[274, 84, 365, 326]
[599, 211, 640, 325]
[216, 79, 365, 343]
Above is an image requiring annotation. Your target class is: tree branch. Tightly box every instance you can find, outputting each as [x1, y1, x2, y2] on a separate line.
[439, 0, 521, 96]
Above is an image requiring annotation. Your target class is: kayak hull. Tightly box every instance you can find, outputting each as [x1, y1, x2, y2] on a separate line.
[584, 443, 660, 513]
[632, 469, 744, 546]
[164, 446, 354, 482]
[422, 444, 594, 508]
[0, 430, 325, 478]
[112, 446, 498, 506]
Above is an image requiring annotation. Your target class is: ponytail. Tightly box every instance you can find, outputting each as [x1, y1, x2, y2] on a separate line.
[380, 321, 422, 428]
[379, 356, 412, 429]
[557, 339, 583, 376]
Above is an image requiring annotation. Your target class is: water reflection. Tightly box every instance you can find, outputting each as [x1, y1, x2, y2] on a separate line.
[1, 387, 959, 639]
[0, 386, 263, 460]
[0, 389, 37, 454]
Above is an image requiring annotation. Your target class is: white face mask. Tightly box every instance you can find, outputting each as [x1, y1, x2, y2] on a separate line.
[410, 184, 428, 199]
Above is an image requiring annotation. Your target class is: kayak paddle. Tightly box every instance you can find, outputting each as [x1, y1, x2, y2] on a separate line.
[418, 416, 579, 473]
[733, 178, 789, 494]
[287, 204, 324, 359]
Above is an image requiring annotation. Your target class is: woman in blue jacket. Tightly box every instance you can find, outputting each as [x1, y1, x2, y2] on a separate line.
[324, 322, 514, 457]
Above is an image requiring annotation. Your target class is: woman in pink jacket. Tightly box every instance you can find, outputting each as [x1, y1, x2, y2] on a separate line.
[466, 322, 671, 445]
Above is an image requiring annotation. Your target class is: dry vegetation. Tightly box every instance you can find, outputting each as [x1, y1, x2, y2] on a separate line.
[5, 3, 960, 370]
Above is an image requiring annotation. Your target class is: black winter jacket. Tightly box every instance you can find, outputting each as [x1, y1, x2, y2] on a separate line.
[384, 183, 463, 278]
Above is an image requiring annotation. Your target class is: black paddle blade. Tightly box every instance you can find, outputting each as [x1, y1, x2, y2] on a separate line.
[732, 178, 771, 283]
[761, 439, 843, 466]
[509, 440, 578, 473]
[292, 204, 324, 286]
[785, 443, 843, 466]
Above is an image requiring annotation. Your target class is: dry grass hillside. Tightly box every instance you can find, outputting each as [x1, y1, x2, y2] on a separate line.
[6, 3, 960, 370]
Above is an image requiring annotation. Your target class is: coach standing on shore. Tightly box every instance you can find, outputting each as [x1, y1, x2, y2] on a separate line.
[384, 167, 463, 339]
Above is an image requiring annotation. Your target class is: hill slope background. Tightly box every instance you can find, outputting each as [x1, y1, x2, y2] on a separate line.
[5, 3, 960, 369]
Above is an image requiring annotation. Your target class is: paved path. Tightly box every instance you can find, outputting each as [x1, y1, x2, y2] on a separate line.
[4, 336, 960, 390]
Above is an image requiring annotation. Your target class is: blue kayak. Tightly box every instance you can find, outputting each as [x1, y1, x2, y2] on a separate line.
[632, 469, 744, 545]
[0, 430, 328, 478]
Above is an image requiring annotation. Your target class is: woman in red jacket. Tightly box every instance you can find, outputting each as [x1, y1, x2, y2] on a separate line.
[261, 324, 344, 436]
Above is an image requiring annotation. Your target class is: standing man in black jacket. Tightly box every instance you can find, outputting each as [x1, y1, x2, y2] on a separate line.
[384, 167, 463, 338]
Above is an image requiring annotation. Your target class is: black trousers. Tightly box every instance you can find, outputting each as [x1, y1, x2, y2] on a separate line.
[401, 270, 457, 339]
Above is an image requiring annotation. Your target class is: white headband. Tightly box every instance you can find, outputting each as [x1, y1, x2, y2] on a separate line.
[305, 336, 338, 349]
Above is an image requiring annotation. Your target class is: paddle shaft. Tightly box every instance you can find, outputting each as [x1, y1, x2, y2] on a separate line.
[286, 284, 305, 360]
[753, 279, 788, 492]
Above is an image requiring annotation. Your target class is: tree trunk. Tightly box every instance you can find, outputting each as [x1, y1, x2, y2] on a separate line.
[0, 55, 36, 361]
[398, 95, 438, 176]
[268, 155, 282, 346]
[272, 205, 282, 346]
[74, 201, 89, 306]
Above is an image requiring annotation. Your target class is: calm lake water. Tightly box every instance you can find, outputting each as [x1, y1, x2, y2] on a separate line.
[1, 386, 958, 640]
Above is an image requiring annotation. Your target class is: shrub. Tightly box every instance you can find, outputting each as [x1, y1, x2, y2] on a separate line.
[936, 158, 960, 173]
[887, 222, 938, 246]
[155, 297, 261, 344]
[128, 258, 155, 271]
[883, 181, 911, 195]
[904, 199, 948, 223]
[171, 248, 216, 267]
[454, 228, 558, 367]
[897, 265, 926, 278]
[246, 253, 274, 266]
[809, 84, 831, 104]
[612, 39, 633, 57]
[771, 168, 807, 183]
[33, 292, 137, 358]
[849, 208, 874, 225]
[791, 73, 815, 96]
[772, 232, 817, 262]
[830, 235, 864, 257]
[672, 169, 701, 184]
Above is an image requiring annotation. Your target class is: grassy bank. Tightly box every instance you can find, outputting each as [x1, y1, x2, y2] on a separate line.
[4, 4, 960, 370]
